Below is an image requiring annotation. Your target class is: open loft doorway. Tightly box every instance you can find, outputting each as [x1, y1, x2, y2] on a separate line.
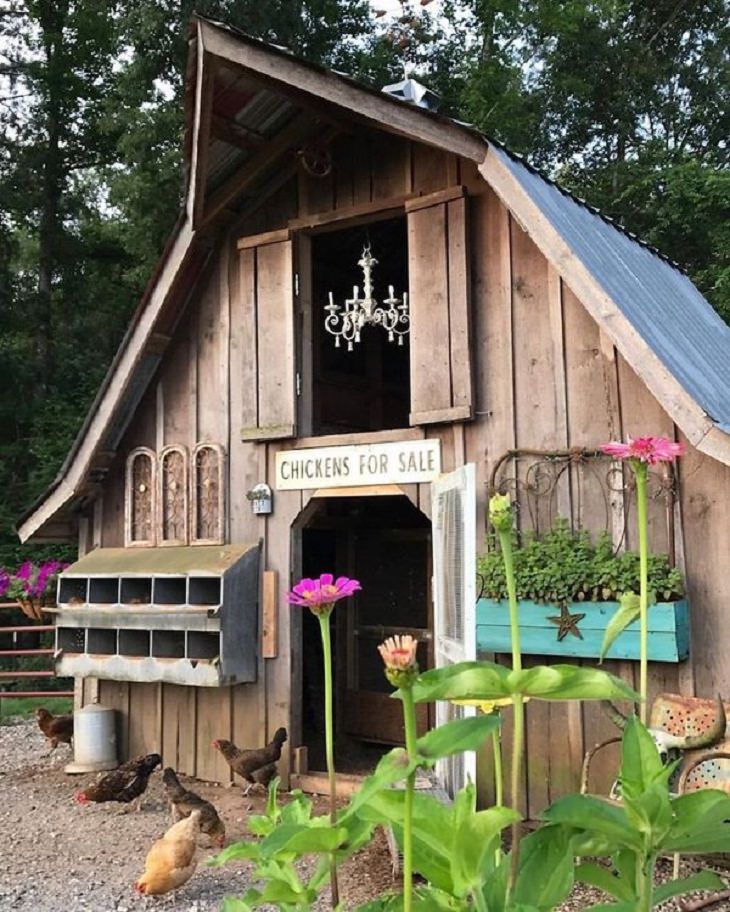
[298, 494, 431, 774]
[308, 216, 410, 435]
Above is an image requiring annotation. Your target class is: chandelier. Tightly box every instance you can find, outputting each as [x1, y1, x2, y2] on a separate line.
[324, 244, 410, 351]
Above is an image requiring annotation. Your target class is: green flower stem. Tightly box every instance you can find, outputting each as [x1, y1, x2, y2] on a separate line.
[401, 685, 419, 912]
[492, 723, 503, 807]
[498, 527, 522, 674]
[492, 719, 504, 865]
[318, 612, 339, 908]
[635, 463, 649, 725]
[637, 857, 655, 912]
[497, 524, 525, 897]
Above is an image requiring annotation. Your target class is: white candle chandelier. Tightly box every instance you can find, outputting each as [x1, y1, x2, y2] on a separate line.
[324, 244, 410, 351]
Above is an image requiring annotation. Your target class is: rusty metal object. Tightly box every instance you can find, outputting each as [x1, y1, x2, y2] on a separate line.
[488, 446, 677, 565]
[580, 736, 621, 795]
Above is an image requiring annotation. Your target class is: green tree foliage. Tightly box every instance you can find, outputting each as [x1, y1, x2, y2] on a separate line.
[0, 0, 727, 565]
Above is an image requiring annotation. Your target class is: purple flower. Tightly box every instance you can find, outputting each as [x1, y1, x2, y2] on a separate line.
[15, 560, 32, 582]
[286, 573, 361, 616]
[0, 570, 10, 599]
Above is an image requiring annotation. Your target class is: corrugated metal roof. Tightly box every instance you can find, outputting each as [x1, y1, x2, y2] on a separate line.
[490, 144, 730, 434]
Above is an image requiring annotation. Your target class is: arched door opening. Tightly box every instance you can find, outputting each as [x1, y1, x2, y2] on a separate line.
[297, 495, 432, 773]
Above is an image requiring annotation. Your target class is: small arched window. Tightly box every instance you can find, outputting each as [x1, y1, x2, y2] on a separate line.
[191, 443, 225, 544]
[125, 448, 156, 547]
[158, 445, 188, 545]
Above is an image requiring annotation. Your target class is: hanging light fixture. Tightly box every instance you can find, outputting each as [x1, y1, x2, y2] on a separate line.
[324, 244, 410, 351]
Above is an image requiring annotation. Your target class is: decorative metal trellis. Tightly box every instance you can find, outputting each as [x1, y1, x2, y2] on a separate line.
[487, 447, 677, 565]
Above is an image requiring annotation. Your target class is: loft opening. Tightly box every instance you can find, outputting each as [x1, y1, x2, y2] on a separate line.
[309, 216, 410, 436]
[297, 494, 431, 774]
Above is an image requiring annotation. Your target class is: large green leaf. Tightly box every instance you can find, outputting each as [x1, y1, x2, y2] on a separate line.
[599, 592, 641, 662]
[574, 861, 635, 902]
[450, 788, 519, 895]
[221, 897, 255, 912]
[357, 790, 455, 892]
[345, 747, 417, 816]
[208, 841, 261, 866]
[409, 660, 638, 704]
[652, 870, 725, 904]
[512, 826, 575, 909]
[417, 713, 502, 765]
[541, 795, 643, 851]
[258, 822, 349, 858]
[619, 717, 665, 799]
[509, 665, 638, 701]
[665, 789, 730, 853]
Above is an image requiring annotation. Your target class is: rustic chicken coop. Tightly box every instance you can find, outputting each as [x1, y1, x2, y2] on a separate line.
[17, 16, 730, 806]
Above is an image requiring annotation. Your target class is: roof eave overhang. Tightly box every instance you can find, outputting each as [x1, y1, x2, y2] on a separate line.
[196, 17, 487, 163]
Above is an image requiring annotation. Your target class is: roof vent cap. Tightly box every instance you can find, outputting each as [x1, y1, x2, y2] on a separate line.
[382, 77, 440, 112]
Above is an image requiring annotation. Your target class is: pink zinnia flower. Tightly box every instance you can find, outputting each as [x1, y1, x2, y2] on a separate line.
[378, 634, 420, 688]
[286, 573, 361, 616]
[601, 436, 684, 466]
[378, 634, 419, 672]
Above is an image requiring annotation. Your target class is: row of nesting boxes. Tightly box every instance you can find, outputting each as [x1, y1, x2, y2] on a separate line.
[53, 543, 260, 687]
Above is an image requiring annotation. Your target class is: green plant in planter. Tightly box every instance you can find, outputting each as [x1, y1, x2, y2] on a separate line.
[477, 519, 683, 607]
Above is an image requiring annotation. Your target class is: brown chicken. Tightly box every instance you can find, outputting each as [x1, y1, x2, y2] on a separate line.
[74, 753, 161, 808]
[135, 809, 201, 896]
[35, 707, 74, 756]
[162, 767, 226, 846]
[212, 727, 287, 795]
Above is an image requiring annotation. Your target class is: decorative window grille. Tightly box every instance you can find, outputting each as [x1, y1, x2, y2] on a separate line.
[125, 448, 156, 547]
[191, 443, 226, 544]
[158, 445, 188, 545]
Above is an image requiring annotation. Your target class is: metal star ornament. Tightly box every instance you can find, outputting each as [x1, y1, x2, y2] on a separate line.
[547, 604, 586, 641]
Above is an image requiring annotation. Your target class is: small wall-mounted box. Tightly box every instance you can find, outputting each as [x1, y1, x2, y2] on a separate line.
[54, 543, 261, 687]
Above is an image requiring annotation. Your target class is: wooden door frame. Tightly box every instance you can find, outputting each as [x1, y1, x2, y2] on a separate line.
[290, 489, 433, 757]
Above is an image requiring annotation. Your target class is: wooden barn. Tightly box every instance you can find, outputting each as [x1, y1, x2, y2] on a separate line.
[18, 16, 730, 817]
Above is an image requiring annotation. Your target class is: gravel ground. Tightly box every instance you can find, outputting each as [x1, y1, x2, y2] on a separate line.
[1, 719, 727, 911]
[0, 719, 394, 912]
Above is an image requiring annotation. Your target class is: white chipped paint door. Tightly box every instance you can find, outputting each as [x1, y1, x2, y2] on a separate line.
[431, 463, 477, 796]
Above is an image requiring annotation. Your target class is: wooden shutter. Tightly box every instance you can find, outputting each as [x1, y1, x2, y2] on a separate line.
[238, 229, 297, 440]
[432, 463, 477, 796]
[407, 187, 472, 425]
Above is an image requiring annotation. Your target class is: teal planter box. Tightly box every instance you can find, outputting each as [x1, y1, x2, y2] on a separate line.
[476, 598, 689, 663]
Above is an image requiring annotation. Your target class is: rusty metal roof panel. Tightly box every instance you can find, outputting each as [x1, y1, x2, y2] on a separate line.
[490, 144, 730, 434]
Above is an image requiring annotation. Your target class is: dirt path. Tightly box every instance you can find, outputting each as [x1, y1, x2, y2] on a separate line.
[0, 720, 394, 911]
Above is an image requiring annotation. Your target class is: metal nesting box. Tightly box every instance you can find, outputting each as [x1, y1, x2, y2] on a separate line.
[53, 543, 261, 687]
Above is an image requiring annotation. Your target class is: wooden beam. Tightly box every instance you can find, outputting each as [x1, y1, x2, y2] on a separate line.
[262, 570, 278, 658]
[199, 20, 486, 162]
[202, 112, 312, 226]
[478, 148, 730, 467]
[288, 193, 409, 231]
[192, 50, 217, 226]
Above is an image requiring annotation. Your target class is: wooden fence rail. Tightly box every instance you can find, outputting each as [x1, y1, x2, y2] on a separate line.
[0, 601, 73, 700]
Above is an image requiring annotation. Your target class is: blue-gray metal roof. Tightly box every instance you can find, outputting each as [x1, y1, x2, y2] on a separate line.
[491, 144, 730, 434]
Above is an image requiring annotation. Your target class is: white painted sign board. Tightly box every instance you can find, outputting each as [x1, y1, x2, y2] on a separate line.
[275, 439, 441, 491]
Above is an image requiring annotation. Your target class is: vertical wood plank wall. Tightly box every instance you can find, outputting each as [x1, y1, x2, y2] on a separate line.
[91, 132, 730, 813]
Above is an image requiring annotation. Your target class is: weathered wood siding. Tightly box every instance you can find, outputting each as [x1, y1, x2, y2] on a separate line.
[88, 130, 730, 815]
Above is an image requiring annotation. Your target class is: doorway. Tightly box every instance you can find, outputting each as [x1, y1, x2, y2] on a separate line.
[298, 495, 431, 773]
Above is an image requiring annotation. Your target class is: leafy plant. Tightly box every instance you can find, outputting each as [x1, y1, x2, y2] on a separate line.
[544, 716, 730, 911]
[477, 518, 683, 607]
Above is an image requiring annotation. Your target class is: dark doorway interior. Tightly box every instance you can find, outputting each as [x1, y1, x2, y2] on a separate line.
[311, 217, 410, 435]
[300, 495, 431, 773]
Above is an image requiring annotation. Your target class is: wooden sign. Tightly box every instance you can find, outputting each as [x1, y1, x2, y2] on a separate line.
[275, 439, 441, 491]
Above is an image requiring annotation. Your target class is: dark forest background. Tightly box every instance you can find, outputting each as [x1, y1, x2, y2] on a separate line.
[0, 0, 727, 565]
